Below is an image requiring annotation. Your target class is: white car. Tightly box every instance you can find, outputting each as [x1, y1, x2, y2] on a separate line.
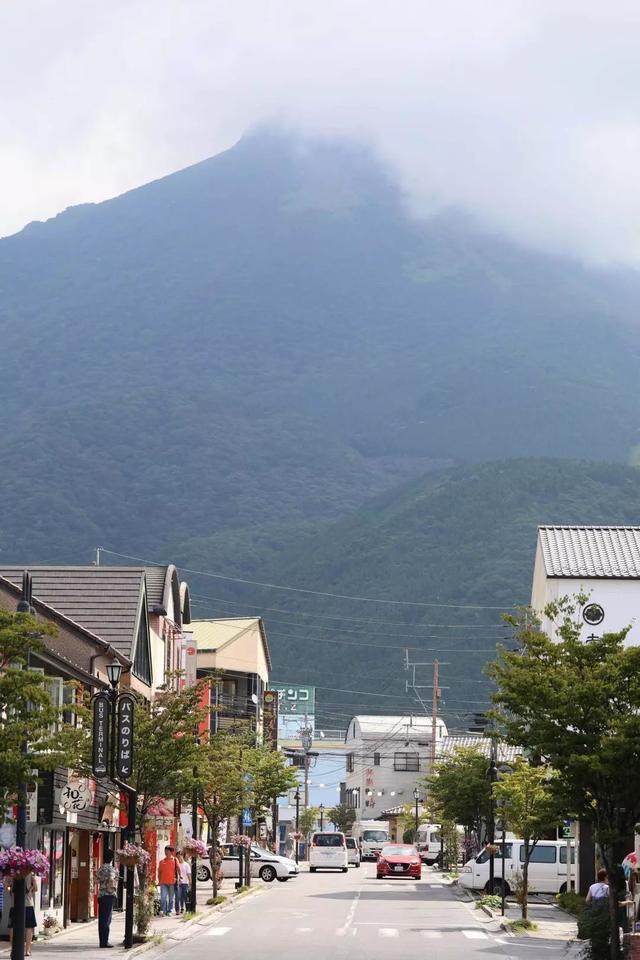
[346, 837, 361, 867]
[197, 843, 299, 883]
[309, 832, 348, 873]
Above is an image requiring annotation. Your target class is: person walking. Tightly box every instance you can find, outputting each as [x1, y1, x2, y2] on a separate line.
[175, 853, 191, 914]
[95, 849, 119, 949]
[157, 846, 179, 917]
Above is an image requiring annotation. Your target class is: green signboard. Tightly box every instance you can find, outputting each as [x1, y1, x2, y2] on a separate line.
[271, 683, 315, 716]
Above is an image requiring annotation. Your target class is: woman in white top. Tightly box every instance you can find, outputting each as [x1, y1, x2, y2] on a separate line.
[586, 868, 609, 905]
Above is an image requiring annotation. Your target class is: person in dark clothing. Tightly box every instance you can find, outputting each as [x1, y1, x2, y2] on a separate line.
[95, 849, 118, 948]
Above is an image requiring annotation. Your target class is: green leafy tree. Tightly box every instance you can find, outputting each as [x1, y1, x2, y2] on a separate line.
[493, 760, 562, 919]
[247, 744, 297, 821]
[425, 747, 492, 852]
[195, 732, 246, 898]
[299, 806, 319, 844]
[0, 611, 86, 818]
[327, 804, 356, 834]
[490, 596, 640, 957]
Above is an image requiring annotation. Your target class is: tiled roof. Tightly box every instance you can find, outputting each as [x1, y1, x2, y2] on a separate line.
[539, 526, 640, 578]
[0, 566, 144, 658]
[438, 735, 521, 763]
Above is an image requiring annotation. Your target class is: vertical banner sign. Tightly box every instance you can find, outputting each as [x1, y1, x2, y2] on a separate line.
[92, 693, 111, 779]
[263, 691, 279, 750]
[116, 695, 135, 780]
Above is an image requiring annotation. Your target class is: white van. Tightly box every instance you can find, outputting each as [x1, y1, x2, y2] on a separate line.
[458, 840, 576, 895]
[309, 832, 348, 873]
[416, 824, 442, 866]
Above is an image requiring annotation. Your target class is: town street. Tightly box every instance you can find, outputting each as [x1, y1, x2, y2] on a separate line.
[159, 865, 578, 960]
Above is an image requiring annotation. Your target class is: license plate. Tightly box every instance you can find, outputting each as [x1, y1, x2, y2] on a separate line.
[394, 865, 404, 872]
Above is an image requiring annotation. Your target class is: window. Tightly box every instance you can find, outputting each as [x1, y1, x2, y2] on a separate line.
[346, 753, 354, 773]
[393, 752, 419, 772]
[477, 844, 512, 863]
[313, 833, 344, 847]
[559, 847, 576, 864]
[520, 845, 557, 863]
[373, 752, 380, 766]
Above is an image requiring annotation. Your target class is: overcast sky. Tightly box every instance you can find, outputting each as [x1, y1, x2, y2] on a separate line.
[4, 1, 640, 262]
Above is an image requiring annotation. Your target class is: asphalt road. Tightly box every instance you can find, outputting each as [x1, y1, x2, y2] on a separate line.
[168, 863, 578, 960]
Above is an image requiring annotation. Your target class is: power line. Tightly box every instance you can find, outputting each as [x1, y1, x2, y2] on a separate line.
[99, 547, 517, 610]
[189, 592, 506, 629]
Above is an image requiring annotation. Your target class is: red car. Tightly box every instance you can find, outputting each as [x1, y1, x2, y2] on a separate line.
[376, 843, 422, 880]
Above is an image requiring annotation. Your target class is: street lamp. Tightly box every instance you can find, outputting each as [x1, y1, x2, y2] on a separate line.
[486, 751, 499, 893]
[413, 787, 420, 838]
[294, 788, 301, 864]
[319, 803, 324, 831]
[106, 661, 123, 688]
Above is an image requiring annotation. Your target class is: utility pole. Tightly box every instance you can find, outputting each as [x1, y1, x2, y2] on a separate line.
[294, 788, 301, 864]
[431, 659, 439, 770]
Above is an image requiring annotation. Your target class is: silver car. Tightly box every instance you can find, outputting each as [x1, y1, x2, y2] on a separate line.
[346, 837, 361, 867]
[197, 843, 299, 883]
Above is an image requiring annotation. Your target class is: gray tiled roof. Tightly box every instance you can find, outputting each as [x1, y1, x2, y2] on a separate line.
[0, 566, 144, 658]
[539, 526, 640, 578]
[438, 735, 521, 763]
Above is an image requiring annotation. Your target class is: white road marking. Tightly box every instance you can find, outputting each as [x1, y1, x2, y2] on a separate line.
[430, 884, 444, 888]
[379, 928, 400, 938]
[206, 927, 231, 937]
[336, 885, 362, 936]
[296, 928, 313, 933]
[462, 929, 488, 939]
[421, 930, 443, 939]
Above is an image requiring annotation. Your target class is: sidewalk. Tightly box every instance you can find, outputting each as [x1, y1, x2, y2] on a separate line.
[483, 898, 578, 940]
[0, 880, 262, 960]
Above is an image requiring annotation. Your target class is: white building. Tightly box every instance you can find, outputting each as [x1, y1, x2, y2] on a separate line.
[344, 715, 448, 821]
[531, 526, 640, 644]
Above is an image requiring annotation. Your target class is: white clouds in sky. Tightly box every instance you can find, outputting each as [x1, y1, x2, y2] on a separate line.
[3, 0, 640, 261]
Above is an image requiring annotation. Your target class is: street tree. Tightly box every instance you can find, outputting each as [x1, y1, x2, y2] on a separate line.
[493, 760, 562, 919]
[247, 744, 298, 822]
[299, 806, 319, 846]
[425, 747, 492, 853]
[195, 732, 246, 899]
[0, 611, 86, 818]
[327, 804, 356, 835]
[490, 596, 640, 957]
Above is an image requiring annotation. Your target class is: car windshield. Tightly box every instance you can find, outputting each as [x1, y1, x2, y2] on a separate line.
[251, 846, 272, 857]
[381, 845, 416, 857]
[314, 834, 344, 847]
[363, 830, 388, 842]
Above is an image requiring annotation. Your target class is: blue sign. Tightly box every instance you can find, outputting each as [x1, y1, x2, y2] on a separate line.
[242, 809, 253, 827]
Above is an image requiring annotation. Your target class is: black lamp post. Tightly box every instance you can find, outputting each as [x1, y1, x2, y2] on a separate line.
[319, 803, 324, 831]
[294, 788, 301, 864]
[413, 787, 420, 838]
[486, 750, 499, 893]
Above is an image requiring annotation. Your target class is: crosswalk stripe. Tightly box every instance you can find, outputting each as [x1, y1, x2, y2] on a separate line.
[462, 930, 488, 939]
[379, 929, 399, 938]
[207, 927, 231, 937]
[296, 928, 313, 933]
[421, 930, 443, 939]
[430, 884, 443, 888]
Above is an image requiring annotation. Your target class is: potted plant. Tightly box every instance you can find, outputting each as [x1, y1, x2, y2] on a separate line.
[116, 842, 151, 870]
[0, 847, 49, 880]
[182, 838, 208, 859]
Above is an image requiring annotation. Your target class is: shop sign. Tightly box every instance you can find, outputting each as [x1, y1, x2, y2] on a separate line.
[92, 693, 111, 779]
[60, 783, 92, 812]
[116, 694, 135, 780]
[263, 690, 279, 749]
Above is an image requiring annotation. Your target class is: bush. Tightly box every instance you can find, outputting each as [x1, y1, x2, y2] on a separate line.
[556, 891, 585, 916]
[476, 894, 502, 911]
[206, 896, 227, 906]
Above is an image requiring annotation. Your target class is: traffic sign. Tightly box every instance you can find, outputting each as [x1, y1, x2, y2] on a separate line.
[242, 809, 253, 827]
[560, 819, 575, 839]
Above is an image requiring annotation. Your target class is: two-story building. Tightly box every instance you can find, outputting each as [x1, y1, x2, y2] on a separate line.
[191, 617, 271, 738]
[343, 715, 448, 821]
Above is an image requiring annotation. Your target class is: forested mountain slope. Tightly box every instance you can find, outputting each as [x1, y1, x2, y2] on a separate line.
[1, 132, 640, 563]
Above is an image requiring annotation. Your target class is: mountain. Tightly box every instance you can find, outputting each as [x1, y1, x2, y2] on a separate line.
[2, 131, 640, 564]
[173, 459, 640, 728]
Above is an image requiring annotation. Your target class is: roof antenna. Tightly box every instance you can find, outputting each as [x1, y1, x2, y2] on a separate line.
[94, 547, 101, 566]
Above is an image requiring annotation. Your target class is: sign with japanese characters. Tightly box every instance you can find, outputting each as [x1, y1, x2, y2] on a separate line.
[116, 694, 135, 780]
[271, 684, 315, 715]
[92, 693, 111, 779]
[263, 690, 279, 749]
[60, 783, 92, 812]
